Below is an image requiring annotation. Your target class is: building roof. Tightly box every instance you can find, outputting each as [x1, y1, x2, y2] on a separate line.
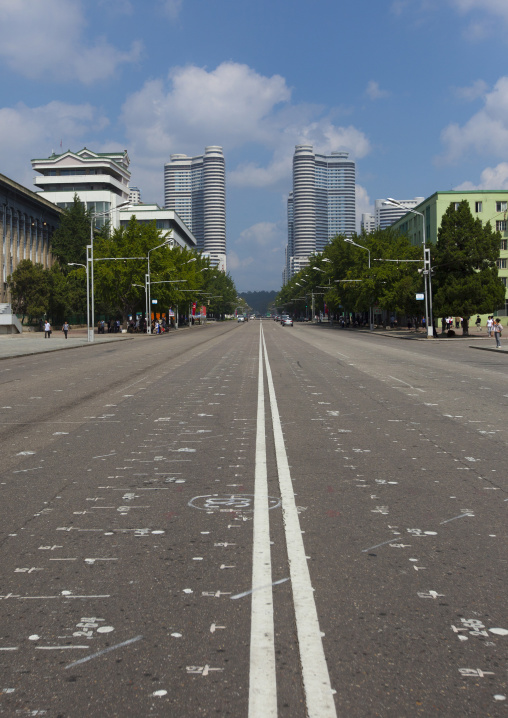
[0, 172, 63, 215]
[32, 147, 130, 173]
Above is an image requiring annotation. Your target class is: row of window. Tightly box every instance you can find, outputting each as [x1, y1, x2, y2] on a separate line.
[466, 201, 508, 213]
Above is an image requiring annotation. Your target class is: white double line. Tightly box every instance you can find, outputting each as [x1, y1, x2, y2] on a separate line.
[249, 325, 337, 718]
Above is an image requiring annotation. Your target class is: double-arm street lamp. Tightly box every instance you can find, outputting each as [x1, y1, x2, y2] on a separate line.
[344, 238, 374, 330]
[384, 199, 434, 337]
[146, 238, 175, 333]
[88, 201, 132, 342]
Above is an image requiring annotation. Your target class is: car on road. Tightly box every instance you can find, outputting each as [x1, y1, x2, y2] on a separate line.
[282, 317, 293, 327]
[237, 316, 245, 322]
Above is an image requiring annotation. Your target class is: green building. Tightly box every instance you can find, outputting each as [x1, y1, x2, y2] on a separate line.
[391, 190, 508, 316]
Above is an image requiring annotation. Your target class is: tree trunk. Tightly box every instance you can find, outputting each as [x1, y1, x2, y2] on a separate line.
[462, 318, 469, 336]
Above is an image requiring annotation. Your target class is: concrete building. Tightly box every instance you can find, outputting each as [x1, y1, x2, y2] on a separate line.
[129, 187, 141, 205]
[1, 172, 62, 305]
[361, 213, 376, 233]
[164, 146, 226, 269]
[118, 204, 197, 250]
[284, 145, 355, 282]
[31, 148, 131, 229]
[391, 190, 508, 315]
[376, 197, 425, 230]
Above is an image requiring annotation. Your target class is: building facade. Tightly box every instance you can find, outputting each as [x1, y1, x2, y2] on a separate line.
[361, 213, 376, 233]
[375, 197, 425, 230]
[391, 190, 508, 315]
[164, 146, 226, 270]
[31, 148, 131, 228]
[129, 187, 141, 205]
[284, 145, 355, 282]
[118, 204, 197, 250]
[1, 173, 62, 303]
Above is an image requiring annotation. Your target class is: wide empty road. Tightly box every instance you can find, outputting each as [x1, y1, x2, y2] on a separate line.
[0, 321, 507, 717]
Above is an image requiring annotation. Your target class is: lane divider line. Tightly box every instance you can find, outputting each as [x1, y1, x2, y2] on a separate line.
[261, 325, 337, 718]
[248, 330, 277, 717]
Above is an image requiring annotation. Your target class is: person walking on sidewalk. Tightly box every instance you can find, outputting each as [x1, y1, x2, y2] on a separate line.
[493, 318, 503, 348]
[44, 320, 51, 338]
[487, 316, 494, 337]
[62, 321, 69, 339]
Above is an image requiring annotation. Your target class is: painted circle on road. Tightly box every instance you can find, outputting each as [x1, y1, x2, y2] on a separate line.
[188, 494, 280, 512]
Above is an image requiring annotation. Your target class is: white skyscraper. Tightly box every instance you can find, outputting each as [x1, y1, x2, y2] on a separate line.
[164, 146, 226, 270]
[284, 145, 356, 281]
[375, 197, 424, 230]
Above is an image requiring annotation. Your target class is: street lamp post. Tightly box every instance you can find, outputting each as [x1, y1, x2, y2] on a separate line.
[68, 260, 89, 336]
[344, 238, 374, 330]
[89, 201, 131, 342]
[146, 238, 175, 333]
[384, 199, 433, 337]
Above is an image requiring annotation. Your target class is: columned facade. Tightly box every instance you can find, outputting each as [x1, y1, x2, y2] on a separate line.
[0, 174, 61, 303]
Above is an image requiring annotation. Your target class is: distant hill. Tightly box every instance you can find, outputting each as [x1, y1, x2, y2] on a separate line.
[238, 290, 278, 315]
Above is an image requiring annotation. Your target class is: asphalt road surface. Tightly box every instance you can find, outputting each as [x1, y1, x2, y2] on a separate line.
[0, 321, 507, 717]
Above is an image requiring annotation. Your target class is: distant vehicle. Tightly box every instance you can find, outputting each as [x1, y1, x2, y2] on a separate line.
[280, 314, 289, 325]
[237, 316, 245, 323]
[282, 317, 293, 327]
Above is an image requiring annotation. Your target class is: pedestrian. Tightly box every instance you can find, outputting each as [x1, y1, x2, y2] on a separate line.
[493, 318, 503, 348]
[475, 315, 482, 331]
[62, 321, 69, 339]
[44, 320, 51, 338]
[487, 316, 493, 337]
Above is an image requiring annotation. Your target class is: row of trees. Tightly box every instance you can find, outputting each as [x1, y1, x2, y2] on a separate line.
[7, 197, 239, 326]
[276, 201, 505, 335]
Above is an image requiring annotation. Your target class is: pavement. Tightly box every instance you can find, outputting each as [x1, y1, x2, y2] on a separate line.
[312, 322, 508, 353]
[0, 327, 168, 359]
[0, 323, 506, 360]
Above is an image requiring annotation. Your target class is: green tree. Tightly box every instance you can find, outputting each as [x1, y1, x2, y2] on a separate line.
[7, 259, 50, 324]
[50, 194, 91, 269]
[432, 200, 505, 335]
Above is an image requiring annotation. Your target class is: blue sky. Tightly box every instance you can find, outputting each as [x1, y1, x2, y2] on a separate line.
[2, 0, 508, 291]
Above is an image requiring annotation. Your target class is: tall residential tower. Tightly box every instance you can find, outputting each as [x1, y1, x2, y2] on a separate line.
[164, 146, 226, 270]
[285, 145, 356, 282]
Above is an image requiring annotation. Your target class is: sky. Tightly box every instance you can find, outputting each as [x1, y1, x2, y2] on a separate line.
[2, 0, 508, 291]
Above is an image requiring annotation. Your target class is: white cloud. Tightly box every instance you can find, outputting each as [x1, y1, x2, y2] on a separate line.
[160, 0, 182, 19]
[0, 101, 109, 187]
[226, 251, 255, 271]
[451, 0, 508, 22]
[0, 0, 141, 83]
[365, 81, 390, 100]
[121, 62, 371, 200]
[355, 185, 373, 232]
[455, 163, 508, 190]
[236, 222, 286, 249]
[454, 79, 488, 101]
[439, 76, 508, 163]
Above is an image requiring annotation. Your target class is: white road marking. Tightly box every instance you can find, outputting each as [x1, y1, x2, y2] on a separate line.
[261, 326, 337, 718]
[64, 635, 143, 669]
[248, 331, 277, 717]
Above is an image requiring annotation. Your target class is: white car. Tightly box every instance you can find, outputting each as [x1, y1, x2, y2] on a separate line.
[237, 316, 245, 322]
[282, 317, 293, 327]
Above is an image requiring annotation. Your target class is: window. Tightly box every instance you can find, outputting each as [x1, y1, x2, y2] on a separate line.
[501, 239, 508, 250]
[501, 277, 507, 287]
[454, 203, 461, 210]
[475, 201, 482, 212]
[497, 259, 507, 269]
[497, 220, 507, 232]
[496, 201, 507, 212]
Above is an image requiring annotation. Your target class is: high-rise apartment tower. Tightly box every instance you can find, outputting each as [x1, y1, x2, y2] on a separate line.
[164, 146, 226, 269]
[285, 145, 356, 281]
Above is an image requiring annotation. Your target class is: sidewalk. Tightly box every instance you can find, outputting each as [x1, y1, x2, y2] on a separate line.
[311, 322, 508, 352]
[0, 328, 136, 360]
